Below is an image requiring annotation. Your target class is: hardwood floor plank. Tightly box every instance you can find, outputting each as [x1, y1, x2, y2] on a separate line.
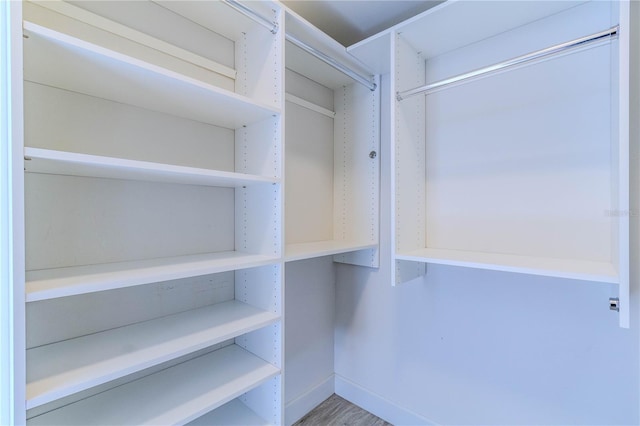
[294, 394, 391, 426]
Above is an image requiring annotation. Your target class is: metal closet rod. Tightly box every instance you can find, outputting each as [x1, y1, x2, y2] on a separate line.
[396, 26, 619, 101]
[286, 34, 377, 91]
[223, 0, 375, 91]
[223, 0, 279, 34]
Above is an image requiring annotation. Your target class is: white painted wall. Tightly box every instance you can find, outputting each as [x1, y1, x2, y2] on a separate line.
[333, 4, 640, 424]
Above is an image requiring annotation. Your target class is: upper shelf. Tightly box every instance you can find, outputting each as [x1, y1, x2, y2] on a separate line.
[22, 21, 280, 129]
[284, 9, 374, 90]
[24, 148, 280, 187]
[348, 1, 587, 74]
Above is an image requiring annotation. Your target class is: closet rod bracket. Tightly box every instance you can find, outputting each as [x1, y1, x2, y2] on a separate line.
[609, 298, 620, 312]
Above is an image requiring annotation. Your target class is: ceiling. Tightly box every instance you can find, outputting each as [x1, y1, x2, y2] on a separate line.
[281, 0, 442, 47]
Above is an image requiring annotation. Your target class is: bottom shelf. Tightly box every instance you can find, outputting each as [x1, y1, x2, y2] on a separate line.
[396, 247, 618, 283]
[285, 240, 377, 262]
[187, 399, 270, 426]
[28, 345, 280, 425]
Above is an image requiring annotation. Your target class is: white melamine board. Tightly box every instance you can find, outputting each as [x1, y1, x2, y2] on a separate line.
[26, 252, 279, 302]
[284, 9, 374, 90]
[156, 0, 279, 42]
[235, 265, 282, 315]
[285, 69, 334, 112]
[24, 82, 235, 172]
[188, 399, 268, 426]
[348, 31, 392, 75]
[48, 0, 236, 72]
[27, 300, 280, 409]
[240, 376, 282, 425]
[236, 116, 282, 179]
[393, 34, 427, 284]
[285, 101, 334, 245]
[25, 174, 234, 270]
[285, 241, 378, 262]
[397, 248, 618, 283]
[333, 82, 380, 268]
[27, 273, 235, 349]
[396, 1, 585, 59]
[423, 45, 612, 261]
[23, 22, 279, 129]
[422, 2, 616, 86]
[24, 148, 279, 187]
[24, 1, 235, 89]
[236, 185, 282, 257]
[237, 13, 284, 108]
[237, 324, 282, 369]
[27, 345, 280, 425]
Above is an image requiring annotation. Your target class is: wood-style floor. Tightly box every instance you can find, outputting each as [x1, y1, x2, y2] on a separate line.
[294, 394, 392, 426]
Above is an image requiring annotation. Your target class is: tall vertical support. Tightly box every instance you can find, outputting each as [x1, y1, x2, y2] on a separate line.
[1, 1, 25, 424]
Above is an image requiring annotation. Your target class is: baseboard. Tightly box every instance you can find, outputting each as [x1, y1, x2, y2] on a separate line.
[334, 374, 436, 425]
[285, 375, 335, 426]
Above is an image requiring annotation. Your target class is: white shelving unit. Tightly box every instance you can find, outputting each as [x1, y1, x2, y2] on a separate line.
[351, 0, 630, 327]
[21, 0, 285, 424]
[283, 9, 380, 266]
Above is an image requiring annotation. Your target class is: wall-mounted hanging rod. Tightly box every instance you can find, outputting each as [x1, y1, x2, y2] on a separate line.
[223, 0, 279, 34]
[397, 26, 618, 101]
[286, 33, 377, 91]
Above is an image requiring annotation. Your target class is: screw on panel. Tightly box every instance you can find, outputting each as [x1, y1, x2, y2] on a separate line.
[369, 151, 377, 159]
[609, 297, 620, 312]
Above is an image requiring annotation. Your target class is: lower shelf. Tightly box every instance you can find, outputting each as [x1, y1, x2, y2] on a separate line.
[27, 344, 280, 425]
[27, 300, 279, 409]
[396, 247, 618, 283]
[26, 251, 279, 302]
[285, 240, 377, 262]
[187, 399, 270, 426]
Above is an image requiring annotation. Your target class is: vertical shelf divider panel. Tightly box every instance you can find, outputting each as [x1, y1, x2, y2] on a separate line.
[21, 0, 286, 422]
[382, 1, 630, 326]
[391, 33, 426, 285]
[332, 77, 381, 268]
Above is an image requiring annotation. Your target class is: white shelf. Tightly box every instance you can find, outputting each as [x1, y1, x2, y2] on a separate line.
[27, 300, 279, 409]
[392, 1, 584, 59]
[284, 9, 374, 90]
[27, 345, 280, 425]
[23, 21, 280, 129]
[187, 399, 269, 426]
[397, 248, 618, 284]
[24, 148, 279, 187]
[27, 252, 279, 302]
[285, 240, 377, 262]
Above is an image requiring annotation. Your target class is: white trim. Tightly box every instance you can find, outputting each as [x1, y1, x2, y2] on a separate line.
[285, 375, 334, 426]
[1, 2, 25, 425]
[285, 93, 336, 118]
[0, 1, 12, 423]
[335, 375, 436, 426]
[28, 0, 237, 80]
